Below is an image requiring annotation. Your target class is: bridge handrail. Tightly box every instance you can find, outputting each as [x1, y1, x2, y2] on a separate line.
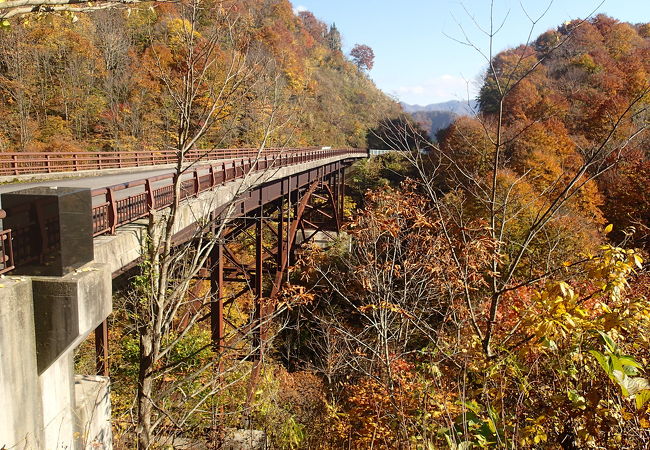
[90, 148, 366, 236]
[0, 146, 336, 176]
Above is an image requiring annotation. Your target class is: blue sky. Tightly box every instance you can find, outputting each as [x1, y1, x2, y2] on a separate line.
[292, 0, 650, 106]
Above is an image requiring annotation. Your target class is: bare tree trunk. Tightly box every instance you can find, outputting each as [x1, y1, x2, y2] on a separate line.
[137, 333, 154, 449]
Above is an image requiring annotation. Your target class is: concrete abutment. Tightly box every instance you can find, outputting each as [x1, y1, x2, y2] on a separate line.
[0, 263, 113, 449]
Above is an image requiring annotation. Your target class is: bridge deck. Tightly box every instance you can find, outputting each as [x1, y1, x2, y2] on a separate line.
[0, 166, 180, 194]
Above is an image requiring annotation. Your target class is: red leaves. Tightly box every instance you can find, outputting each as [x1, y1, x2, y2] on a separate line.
[350, 44, 375, 71]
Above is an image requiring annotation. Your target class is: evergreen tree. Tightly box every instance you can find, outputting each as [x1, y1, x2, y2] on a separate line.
[326, 23, 342, 52]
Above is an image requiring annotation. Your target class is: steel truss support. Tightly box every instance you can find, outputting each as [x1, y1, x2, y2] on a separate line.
[253, 206, 264, 360]
[87, 161, 351, 381]
[202, 171, 347, 361]
[210, 242, 224, 355]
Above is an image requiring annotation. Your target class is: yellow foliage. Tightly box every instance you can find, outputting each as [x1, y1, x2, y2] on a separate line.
[166, 18, 201, 51]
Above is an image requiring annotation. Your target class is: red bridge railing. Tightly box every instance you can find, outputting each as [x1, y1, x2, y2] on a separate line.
[0, 230, 13, 274]
[0, 147, 327, 176]
[90, 148, 363, 235]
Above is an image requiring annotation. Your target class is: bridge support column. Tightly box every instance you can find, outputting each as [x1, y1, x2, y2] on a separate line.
[339, 169, 346, 225]
[253, 206, 265, 361]
[0, 262, 113, 449]
[276, 201, 285, 273]
[331, 172, 338, 230]
[210, 242, 224, 355]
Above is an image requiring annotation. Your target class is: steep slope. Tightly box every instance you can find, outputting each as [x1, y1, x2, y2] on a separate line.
[0, 0, 399, 153]
[475, 14, 650, 246]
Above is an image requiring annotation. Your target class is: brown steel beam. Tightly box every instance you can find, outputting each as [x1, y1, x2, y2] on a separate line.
[339, 169, 346, 224]
[276, 201, 285, 269]
[304, 203, 334, 220]
[223, 286, 251, 307]
[95, 320, 109, 377]
[210, 243, 224, 353]
[254, 206, 264, 359]
[269, 180, 319, 298]
[322, 181, 342, 231]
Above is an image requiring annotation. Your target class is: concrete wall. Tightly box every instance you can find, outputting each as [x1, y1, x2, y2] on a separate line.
[0, 278, 44, 450]
[40, 353, 75, 449]
[32, 264, 112, 375]
[0, 263, 113, 450]
[75, 375, 112, 449]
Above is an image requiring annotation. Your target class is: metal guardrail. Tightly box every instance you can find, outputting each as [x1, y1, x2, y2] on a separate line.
[369, 149, 395, 156]
[0, 147, 331, 176]
[90, 148, 365, 236]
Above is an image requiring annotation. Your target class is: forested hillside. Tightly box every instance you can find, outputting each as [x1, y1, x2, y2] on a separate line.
[410, 109, 457, 140]
[440, 14, 650, 247]
[277, 14, 650, 448]
[0, 0, 398, 153]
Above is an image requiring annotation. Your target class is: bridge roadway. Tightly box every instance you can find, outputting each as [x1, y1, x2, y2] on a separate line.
[0, 166, 180, 194]
[0, 164, 230, 206]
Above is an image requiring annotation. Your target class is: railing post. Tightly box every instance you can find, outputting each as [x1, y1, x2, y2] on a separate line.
[0, 228, 15, 275]
[145, 179, 155, 210]
[46, 154, 51, 173]
[222, 162, 227, 184]
[73, 153, 79, 171]
[209, 165, 216, 187]
[193, 170, 200, 196]
[11, 154, 18, 175]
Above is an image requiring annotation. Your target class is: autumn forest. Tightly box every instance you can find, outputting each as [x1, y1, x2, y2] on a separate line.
[1, 0, 649, 449]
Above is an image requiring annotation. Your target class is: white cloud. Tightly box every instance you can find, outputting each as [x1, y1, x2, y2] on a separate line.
[392, 74, 478, 105]
[293, 5, 308, 14]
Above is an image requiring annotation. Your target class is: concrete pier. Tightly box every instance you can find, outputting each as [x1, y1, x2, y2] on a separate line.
[0, 263, 113, 449]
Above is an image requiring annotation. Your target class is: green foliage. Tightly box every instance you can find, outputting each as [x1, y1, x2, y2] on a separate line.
[347, 151, 415, 198]
[590, 331, 650, 409]
[445, 401, 505, 448]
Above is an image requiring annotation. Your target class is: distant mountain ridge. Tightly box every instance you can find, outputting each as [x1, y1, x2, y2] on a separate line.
[401, 100, 478, 140]
[401, 99, 478, 115]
